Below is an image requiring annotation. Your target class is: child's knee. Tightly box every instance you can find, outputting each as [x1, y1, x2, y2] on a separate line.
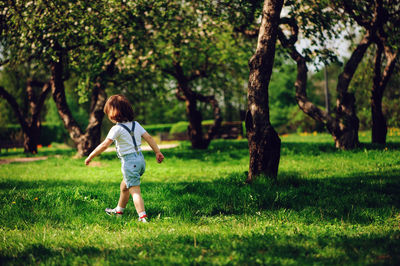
[120, 180, 128, 192]
[129, 185, 141, 195]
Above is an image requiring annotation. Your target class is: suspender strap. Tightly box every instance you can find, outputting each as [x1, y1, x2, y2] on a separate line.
[117, 122, 139, 153]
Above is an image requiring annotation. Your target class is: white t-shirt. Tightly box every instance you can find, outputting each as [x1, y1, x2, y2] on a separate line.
[106, 121, 147, 156]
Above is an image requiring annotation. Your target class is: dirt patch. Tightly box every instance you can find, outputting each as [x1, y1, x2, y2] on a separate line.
[0, 156, 48, 165]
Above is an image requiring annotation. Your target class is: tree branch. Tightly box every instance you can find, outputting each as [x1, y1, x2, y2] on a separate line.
[32, 82, 51, 122]
[0, 86, 28, 131]
[277, 25, 331, 125]
[191, 91, 222, 142]
[278, 17, 298, 45]
[380, 48, 399, 90]
[336, 33, 372, 97]
[232, 0, 262, 39]
[0, 59, 10, 67]
[342, 1, 370, 28]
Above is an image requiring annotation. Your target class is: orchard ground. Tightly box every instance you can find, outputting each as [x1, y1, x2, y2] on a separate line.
[0, 130, 399, 265]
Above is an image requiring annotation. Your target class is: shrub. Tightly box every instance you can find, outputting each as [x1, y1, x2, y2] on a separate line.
[0, 123, 68, 145]
[144, 123, 174, 135]
[0, 124, 22, 141]
[169, 121, 189, 134]
[39, 123, 69, 146]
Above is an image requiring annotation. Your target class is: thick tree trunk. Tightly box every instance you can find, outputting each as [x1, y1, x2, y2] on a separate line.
[50, 47, 113, 156]
[0, 80, 50, 154]
[245, 0, 283, 182]
[371, 95, 387, 144]
[331, 91, 360, 149]
[371, 43, 387, 144]
[332, 34, 373, 149]
[23, 124, 40, 154]
[173, 61, 222, 150]
[186, 98, 207, 149]
[277, 18, 371, 150]
[183, 92, 222, 149]
[370, 41, 399, 144]
[50, 52, 84, 148]
[77, 78, 107, 155]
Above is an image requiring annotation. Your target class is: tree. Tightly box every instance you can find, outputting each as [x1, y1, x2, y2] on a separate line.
[118, 0, 254, 149]
[141, 1, 224, 149]
[245, 0, 284, 182]
[1, 1, 51, 153]
[0, 66, 50, 154]
[365, 0, 400, 144]
[2, 0, 118, 156]
[275, 0, 392, 149]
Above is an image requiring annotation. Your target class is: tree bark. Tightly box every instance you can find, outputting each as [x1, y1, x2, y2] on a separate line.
[172, 60, 222, 149]
[50, 49, 84, 147]
[77, 78, 108, 155]
[245, 0, 284, 182]
[332, 33, 375, 149]
[0, 80, 50, 154]
[371, 40, 399, 144]
[50, 47, 112, 156]
[186, 97, 207, 149]
[277, 17, 373, 149]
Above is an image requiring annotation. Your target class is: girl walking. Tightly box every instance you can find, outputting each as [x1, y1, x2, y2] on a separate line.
[85, 95, 164, 222]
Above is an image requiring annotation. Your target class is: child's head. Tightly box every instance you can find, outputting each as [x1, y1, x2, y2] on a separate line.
[104, 95, 134, 123]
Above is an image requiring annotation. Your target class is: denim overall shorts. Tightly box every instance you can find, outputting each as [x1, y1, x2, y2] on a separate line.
[118, 122, 146, 188]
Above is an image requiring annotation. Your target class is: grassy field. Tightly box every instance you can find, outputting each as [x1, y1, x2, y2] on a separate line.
[1, 132, 400, 265]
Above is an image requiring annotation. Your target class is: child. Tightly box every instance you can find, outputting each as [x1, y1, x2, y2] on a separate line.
[85, 94, 164, 222]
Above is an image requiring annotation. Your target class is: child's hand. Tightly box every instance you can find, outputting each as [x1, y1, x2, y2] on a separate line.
[85, 157, 91, 165]
[156, 152, 164, 163]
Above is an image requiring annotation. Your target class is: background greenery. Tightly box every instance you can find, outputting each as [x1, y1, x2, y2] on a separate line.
[1, 133, 399, 264]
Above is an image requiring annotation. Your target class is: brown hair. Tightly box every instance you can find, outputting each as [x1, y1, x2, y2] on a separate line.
[103, 95, 134, 123]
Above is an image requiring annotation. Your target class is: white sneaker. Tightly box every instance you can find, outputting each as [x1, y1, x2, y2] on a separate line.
[105, 208, 123, 216]
[138, 215, 148, 223]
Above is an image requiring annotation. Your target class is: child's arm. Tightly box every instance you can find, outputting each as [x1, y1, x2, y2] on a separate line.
[142, 132, 164, 163]
[85, 138, 113, 165]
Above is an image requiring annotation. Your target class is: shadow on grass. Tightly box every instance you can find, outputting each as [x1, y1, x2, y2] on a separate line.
[1, 168, 399, 227]
[1, 228, 399, 265]
[143, 170, 400, 224]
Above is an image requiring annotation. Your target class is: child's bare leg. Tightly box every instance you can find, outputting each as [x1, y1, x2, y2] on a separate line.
[129, 185, 145, 214]
[117, 180, 130, 208]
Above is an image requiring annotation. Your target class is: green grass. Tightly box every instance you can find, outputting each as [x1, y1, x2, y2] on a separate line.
[1, 132, 400, 265]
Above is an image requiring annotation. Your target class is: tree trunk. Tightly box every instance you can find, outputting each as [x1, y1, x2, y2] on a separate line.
[332, 91, 360, 149]
[277, 17, 372, 150]
[79, 78, 108, 155]
[370, 40, 399, 144]
[183, 91, 222, 149]
[173, 61, 222, 150]
[50, 50, 84, 148]
[371, 94, 387, 144]
[0, 80, 50, 154]
[332, 33, 373, 149]
[371, 43, 386, 144]
[23, 124, 40, 154]
[50, 47, 112, 157]
[186, 98, 207, 149]
[245, 0, 284, 182]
